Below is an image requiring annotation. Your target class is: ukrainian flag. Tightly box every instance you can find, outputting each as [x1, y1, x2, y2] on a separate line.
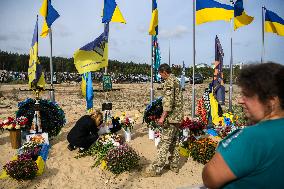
[102, 0, 126, 23]
[28, 17, 46, 89]
[74, 23, 109, 74]
[234, 0, 254, 30]
[149, 0, 158, 35]
[81, 72, 93, 111]
[39, 0, 60, 37]
[265, 9, 284, 36]
[196, 0, 234, 25]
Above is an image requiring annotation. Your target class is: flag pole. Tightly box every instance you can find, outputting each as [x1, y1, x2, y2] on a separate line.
[150, 36, 154, 103]
[261, 6, 265, 63]
[49, 28, 55, 102]
[168, 41, 171, 67]
[105, 22, 109, 74]
[192, 0, 196, 118]
[150, 0, 154, 104]
[229, 18, 233, 112]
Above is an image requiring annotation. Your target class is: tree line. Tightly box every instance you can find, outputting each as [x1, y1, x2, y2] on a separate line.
[0, 50, 241, 83]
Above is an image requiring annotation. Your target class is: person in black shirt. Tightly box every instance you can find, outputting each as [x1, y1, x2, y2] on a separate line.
[67, 110, 103, 152]
[67, 110, 122, 152]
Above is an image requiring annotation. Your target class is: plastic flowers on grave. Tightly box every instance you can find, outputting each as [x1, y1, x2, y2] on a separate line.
[143, 97, 163, 130]
[0, 116, 28, 130]
[16, 98, 66, 137]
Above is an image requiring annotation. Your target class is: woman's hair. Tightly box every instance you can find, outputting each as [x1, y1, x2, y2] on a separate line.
[90, 109, 103, 122]
[237, 62, 284, 109]
[158, 63, 172, 74]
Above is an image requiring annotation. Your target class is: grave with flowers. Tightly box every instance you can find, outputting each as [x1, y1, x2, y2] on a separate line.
[181, 88, 249, 164]
[76, 133, 140, 174]
[0, 97, 65, 180]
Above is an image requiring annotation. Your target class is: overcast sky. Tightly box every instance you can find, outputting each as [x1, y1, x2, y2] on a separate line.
[0, 0, 283, 67]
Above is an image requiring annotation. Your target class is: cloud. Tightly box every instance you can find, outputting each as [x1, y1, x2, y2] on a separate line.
[137, 25, 148, 33]
[55, 24, 72, 38]
[159, 25, 190, 39]
[0, 33, 21, 41]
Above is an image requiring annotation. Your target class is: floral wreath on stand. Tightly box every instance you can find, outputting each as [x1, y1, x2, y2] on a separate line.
[16, 98, 66, 138]
[143, 97, 163, 131]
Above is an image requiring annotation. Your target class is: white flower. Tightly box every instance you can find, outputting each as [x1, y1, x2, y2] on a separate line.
[15, 125, 21, 129]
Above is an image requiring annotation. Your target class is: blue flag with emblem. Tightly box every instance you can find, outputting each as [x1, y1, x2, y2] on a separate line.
[74, 23, 109, 74]
[28, 16, 46, 89]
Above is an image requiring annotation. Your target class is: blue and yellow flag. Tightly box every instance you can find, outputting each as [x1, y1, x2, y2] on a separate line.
[81, 72, 93, 111]
[28, 16, 46, 89]
[102, 0, 126, 23]
[74, 23, 109, 74]
[196, 0, 234, 25]
[39, 0, 60, 37]
[265, 9, 284, 36]
[234, 0, 254, 30]
[149, 0, 158, 35]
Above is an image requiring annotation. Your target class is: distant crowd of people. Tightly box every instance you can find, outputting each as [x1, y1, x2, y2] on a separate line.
[0, 70, 150, 84]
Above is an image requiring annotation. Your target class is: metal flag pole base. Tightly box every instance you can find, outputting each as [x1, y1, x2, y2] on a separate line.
[49, 90, 55, 102]
[150, 88, 154, 103]
[229, 85, 233, 112]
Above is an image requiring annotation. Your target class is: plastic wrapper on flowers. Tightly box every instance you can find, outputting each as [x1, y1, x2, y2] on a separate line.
[16, 98, 66, 137]
[143, 97, 163, 131]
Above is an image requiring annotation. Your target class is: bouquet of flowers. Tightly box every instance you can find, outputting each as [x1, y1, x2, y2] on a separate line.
[143, 97, 163, 130]
[189, 137, 218, 165]
[180, 117, 191, 129]
[120, 116, 135, 132]
[105, 144, 140, 174]
[0, 116, 28, 130]
[184, 118, 206, 136]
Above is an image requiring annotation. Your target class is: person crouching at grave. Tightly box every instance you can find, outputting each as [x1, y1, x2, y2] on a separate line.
[67, 110, 103, 153]
[67, 110, 122, 153]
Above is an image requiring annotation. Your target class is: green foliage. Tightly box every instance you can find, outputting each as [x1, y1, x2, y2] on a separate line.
[75, 142, 115, 167]
[0, 50, 242, 82]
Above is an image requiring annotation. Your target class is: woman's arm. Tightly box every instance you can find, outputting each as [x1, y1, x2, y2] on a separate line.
[202, 152, 237, 189]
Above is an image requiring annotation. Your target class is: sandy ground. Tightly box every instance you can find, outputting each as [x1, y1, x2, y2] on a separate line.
[0, 82, 240, 189]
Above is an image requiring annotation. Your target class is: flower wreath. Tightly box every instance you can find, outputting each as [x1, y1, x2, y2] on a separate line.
[16, 98, 66, 137]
